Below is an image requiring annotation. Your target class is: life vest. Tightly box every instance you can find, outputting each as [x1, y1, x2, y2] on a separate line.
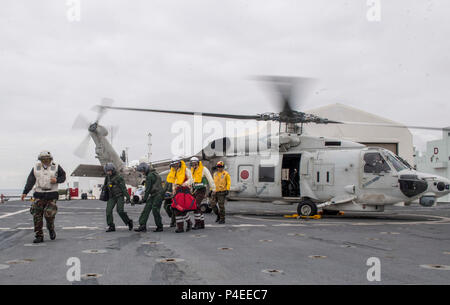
[171, 186, 197, 212]
[191, 162, 204, 183]
[191, 162, 207, 189]
[167, 161, 187, 185]
[214, 170, 231, 192]
[33, 162, 58, 193]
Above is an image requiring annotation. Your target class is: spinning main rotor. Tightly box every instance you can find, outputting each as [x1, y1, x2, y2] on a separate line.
[97, 76, 448, 133]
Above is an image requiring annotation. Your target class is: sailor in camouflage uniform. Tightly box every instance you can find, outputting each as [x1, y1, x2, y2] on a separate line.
[21, 151, 66, 243]
[103, 163, 133, 232]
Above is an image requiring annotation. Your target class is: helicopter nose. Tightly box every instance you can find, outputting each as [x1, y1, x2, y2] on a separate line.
[434, 179, 450, 193]
[416, 172, 450, 197]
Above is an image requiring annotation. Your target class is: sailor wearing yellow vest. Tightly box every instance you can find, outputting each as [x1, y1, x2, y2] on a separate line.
[190, 157, 215, 230]
[166, 157, 194, 233]
[211, 161, 231, 224]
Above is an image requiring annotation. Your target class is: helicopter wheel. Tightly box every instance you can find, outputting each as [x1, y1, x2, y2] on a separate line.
[200, 203, 212, 214]
[297, 200, 318, 216]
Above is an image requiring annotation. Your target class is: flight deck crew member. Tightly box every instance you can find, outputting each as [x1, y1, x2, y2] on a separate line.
[21, 151, 66, 243]
[211, 161, 231, 224]
[103, 163, 133, 232]
[134, 162, 165, 232]
[167, 157, 194, 233]
[163, 180, 176, 227]
[190, 157, 215, 230]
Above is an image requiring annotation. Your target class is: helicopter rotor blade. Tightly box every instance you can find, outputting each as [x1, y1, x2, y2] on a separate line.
[101, 105, 260, 120]
[92, 77, 445, 131]
[328, 120, 450, 132]
[74, 134, 91, 158]
[256, 76, 317, 116]
[92, 98, 114, 123]
[107, 125, 120, 143]
[72, 114, 91, 130]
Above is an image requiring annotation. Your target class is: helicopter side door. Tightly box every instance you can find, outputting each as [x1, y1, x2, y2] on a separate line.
[361, 151, 393, 188]
[281, 154, 301, 197]
[360, 150, 400, 204]
[237, 164, 255, 197]
[232, 155, 282, 198]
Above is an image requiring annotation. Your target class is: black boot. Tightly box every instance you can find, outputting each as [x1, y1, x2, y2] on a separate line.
[153, 227, 163, 232]
[134, 225, 147, 232]
[175, 222, 184, 233]
[219, 218, 225, 224]
[170, 219, 176, 228]
[215, 215, 220, 223]
[49, 229, 56, 240]
[200, 219, 205, 229]
[192, 220, 202, 230]
[128, 219, 133, 231]
[106, 225, 115, 232]
[186, 220, 192, 232]
[33, 236, 44, 243]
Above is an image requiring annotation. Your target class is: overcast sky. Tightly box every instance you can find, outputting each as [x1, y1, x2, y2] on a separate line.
[1, 0, 449, 189]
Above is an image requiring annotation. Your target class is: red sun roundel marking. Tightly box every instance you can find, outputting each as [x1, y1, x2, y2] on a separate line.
[240, 170, 249, 180]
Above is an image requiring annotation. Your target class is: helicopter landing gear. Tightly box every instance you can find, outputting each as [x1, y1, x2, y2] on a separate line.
[321, 209, 340, 216]
[200, 203, 212, 214]
[297, 199, 318, 216]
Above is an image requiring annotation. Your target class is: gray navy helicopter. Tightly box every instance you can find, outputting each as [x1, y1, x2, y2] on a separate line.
[72, 77, 450, 216]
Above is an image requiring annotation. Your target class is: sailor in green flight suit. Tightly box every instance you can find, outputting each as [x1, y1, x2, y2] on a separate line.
[103, 163, 133, 232]
[134, 162, 165, 232]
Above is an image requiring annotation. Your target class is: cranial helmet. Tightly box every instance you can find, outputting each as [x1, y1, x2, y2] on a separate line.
[38, 151, 53, 161]
[104, 162, 116, 174]
[190, 157, 199, 165]
[136, 162, 150, 174]
[216, 161, 225, 168]
[170, 156, 182, 167]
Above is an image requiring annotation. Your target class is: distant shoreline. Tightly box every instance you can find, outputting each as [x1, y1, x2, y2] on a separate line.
[0, 189, 22, 196]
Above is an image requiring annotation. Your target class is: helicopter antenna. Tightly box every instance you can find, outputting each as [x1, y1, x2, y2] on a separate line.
[147, 132, 152, 162]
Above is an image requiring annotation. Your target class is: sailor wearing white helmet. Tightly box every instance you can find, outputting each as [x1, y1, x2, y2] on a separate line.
[21, 151, 66, 243]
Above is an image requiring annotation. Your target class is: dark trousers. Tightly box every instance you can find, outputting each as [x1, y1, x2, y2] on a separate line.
[193, 187, 206, 223]
[138, 193, 163, 227]
[163, 198, 175, 224]
[106, 196, 130, 226]
[211, 191, 227, 220]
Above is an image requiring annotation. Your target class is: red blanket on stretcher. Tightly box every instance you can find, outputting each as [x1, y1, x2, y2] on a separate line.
[171, 186, 197, 212]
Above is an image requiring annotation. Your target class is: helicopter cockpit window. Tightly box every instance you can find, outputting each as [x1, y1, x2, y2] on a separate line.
[384, 151, 408, 172]
[363, 152, 391, 174]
